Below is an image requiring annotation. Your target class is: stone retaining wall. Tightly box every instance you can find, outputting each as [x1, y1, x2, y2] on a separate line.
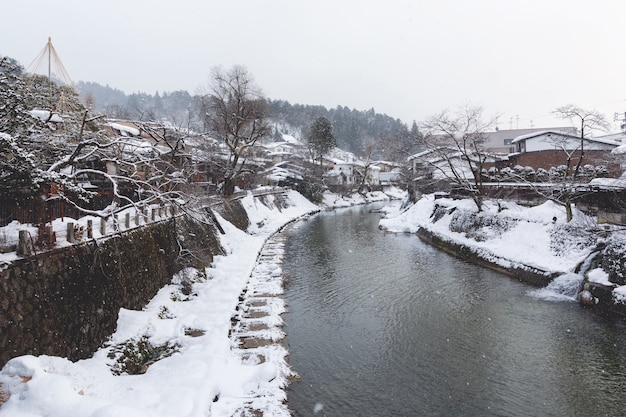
[416, 228, 557, 287]
[0, 212, 225, 366]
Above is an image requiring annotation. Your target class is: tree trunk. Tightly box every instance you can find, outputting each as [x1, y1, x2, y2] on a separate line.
[319, 157, 324, 179]
[565, 196, 573, 222]
[222, 177, 235, 196]
[472, 193, 483, 212]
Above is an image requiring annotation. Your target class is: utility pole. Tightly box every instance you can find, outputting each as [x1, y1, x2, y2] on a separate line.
[614, 112, 626, 131]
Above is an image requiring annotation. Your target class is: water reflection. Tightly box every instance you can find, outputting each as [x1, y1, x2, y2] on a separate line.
[283, 204, 626, 417]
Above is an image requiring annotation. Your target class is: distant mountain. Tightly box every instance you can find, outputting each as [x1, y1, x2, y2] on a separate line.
[76, 81, 417, 160]
[76, 82, 196, 128]
[76, 81, 127, 109]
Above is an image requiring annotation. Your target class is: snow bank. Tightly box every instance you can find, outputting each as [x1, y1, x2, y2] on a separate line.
[29, 109, 63, 123]
[613, 286, 626, 304]
[587, 268, 614, 287]
[321, 189, 392, 208]
[380, 194, 596, 275]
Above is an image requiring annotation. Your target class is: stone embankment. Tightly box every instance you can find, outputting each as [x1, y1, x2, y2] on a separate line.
[579, 244, 626, 318]
[416, 228, 558, 287]
[0, 209, 225, 367]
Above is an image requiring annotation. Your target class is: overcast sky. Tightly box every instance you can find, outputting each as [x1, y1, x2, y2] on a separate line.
[3, 0, 626, 130]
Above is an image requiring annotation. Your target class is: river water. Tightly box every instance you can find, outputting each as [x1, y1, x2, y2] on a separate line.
[282, 203, 626, 417]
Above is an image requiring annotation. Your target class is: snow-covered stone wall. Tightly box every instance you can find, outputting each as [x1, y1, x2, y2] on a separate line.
[0, 214, 224, 366]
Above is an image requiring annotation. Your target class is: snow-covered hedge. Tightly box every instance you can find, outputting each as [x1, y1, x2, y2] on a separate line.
[448, 210, 516, 242]
[602, 233, 626, 285]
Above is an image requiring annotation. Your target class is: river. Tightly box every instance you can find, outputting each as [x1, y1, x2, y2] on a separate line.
[282, 203, 626, 417]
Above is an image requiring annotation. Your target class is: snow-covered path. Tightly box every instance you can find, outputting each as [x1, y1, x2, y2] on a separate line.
[217, 234, 293, 416]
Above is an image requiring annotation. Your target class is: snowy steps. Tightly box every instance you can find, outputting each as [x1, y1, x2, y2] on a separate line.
[0, 382, 7, 405]
[228, 234, 292, 416]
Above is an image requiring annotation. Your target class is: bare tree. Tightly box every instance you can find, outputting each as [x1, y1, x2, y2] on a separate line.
[356, 144, 375, 193]
[418, 105, 497, 212]
[200, 66, 270, 195]
[554, 104, 609, 178]
[492, 105, 611, 222]
[514, 105, 611, 222]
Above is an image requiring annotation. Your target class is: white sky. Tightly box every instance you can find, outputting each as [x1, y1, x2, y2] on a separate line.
[3, 0, 626, 129]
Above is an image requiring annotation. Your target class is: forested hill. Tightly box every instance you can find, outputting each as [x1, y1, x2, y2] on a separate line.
[76, 81, 417, 159]
[267, 99, 414, 157]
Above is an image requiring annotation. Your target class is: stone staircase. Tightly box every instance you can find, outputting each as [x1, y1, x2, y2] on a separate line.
[228, 234, 294, 417]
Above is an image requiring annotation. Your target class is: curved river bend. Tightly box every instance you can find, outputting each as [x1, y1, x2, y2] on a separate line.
[282, 203, 626, 417]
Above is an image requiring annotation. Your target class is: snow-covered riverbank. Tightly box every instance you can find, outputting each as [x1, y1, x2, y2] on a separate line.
[380, 194, 594, 274]
[379, 193, 626, 306]
[0, 189, 396, 417]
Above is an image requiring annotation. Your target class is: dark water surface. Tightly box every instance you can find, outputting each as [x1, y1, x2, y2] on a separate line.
[282, 204, 626, 417]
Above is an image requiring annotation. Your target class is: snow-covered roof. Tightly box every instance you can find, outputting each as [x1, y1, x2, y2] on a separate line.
[589, 173, 626, 190]
[107, 122, 140, 137]
[325, 156, 349, 165]
[267, 151, 292, 156]
[263, 141, 294, 149]
[575, 135, 621, 146]
[594, 131, 626, 143]
[482, 126, 577, 147]
[263, 165, 304, 182]
[113, 137, 172, 157]
[408, 146, 459, 161]
[372, 160, 403, 168]
[29, 109, 63, 123]
[323, 170, 344, 178]
[511, 130, 621, 146]
[510, 130, 578, 144]
[281, 133, 301, 144]
[611, 144, 626, 155]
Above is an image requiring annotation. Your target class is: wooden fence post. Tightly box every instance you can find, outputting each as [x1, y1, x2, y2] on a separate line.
[87, 220, 93, 239]
[17, 230, 31, 256]
[125, 213, 130, 229]
[67, 222, 75, 243]
[100, 217, 106, 236]
[45, 224, 55, 245]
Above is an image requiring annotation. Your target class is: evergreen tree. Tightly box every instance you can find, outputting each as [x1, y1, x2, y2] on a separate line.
[0, 57, 37, 137]
[307, 116, 335, 174]
[0, 132, 41, 201]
